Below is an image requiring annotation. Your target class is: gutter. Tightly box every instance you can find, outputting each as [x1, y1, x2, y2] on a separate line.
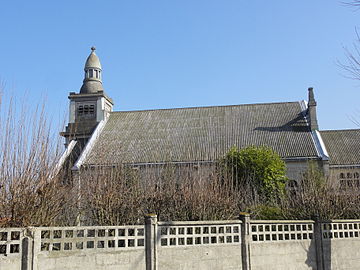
[329, 164, 360, 168]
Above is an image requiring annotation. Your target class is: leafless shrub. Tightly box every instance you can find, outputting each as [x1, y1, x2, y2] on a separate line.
[281, 163, 360, 220]
[79, 163, 256, 225]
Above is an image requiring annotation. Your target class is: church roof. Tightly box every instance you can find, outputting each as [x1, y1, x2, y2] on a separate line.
[320, 129, 360, 166]
[82, 101, 320, 166]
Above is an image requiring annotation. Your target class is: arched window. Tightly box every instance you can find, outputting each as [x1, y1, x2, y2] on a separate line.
[355, 172, 360, 179]
[347, 172, 352, 179]
[340, 173, 345, 179]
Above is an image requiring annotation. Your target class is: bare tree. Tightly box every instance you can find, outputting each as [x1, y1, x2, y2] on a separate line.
[338, 1, 360, 79]
[344, 1, 360, 8]
[338, 29, 360, 80]
[0, 88, 76, 227]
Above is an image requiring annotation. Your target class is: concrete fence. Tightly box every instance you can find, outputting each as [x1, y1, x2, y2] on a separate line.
[1, 215, 360, 269]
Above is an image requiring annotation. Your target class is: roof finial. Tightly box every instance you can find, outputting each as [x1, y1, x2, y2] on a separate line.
[91, 46, 96, 52]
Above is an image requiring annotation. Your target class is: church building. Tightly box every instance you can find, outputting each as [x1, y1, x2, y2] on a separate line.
[59, 48, 360, 188]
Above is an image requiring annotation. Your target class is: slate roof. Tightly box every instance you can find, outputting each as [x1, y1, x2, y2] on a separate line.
[83, 101, 320, 166]
[320, 129, 360, 166]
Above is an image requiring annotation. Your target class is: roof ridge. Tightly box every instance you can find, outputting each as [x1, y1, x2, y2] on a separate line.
[320, 129, 360, 133]
[111, 101, 300, 114]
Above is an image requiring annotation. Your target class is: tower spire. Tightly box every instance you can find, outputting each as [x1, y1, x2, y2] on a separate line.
[80, 46, 104, 94]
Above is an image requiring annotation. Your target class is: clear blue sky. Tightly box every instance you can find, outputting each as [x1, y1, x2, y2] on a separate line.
[1, 0, 360, 130]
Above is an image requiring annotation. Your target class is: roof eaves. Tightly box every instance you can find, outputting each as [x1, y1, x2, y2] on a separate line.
[329, 164, 360, 168]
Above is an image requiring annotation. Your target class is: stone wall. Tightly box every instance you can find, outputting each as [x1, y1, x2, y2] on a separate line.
[2, 217, 360, 270]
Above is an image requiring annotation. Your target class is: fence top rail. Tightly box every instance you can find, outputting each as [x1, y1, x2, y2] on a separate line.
[251, 220, 314, 224]
[158, 220, 242, 226]
[0, 227, 24, 231]
[321, 219, 360, 223]
[34, 225, 144, 230]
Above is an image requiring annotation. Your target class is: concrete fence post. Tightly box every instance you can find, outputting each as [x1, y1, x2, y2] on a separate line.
[21, 237, 29, 270]
[313, 215, 324, 270]
[239, 212, 251, 270]
[21, 227, 35, 270]
[32, 228, 42, 270]
[145, 214, 158, 270]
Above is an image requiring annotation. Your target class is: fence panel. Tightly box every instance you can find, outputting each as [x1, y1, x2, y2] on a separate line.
[157, 220, 243, 270]
[32, 225, 145, 270]
[0, 228, 24, 270]
[250, 220, 317, 270]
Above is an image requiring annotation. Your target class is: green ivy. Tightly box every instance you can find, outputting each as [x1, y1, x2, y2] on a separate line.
[220, 145, 288, 202]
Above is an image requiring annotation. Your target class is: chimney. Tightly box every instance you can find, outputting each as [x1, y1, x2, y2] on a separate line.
[308, 87, 319, 131]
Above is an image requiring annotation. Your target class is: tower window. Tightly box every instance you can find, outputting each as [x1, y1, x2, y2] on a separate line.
[89, 105, 95, 114]
[95, 70, 99, 79]
[78, 105, 84, 115]
[77, 104, 95, 117]
[89, 69, 94, 78]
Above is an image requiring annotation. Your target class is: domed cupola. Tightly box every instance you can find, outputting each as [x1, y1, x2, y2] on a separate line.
[80, 47, 104, 94]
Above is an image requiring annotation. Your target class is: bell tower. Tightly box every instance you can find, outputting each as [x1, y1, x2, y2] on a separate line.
[61, 47, 113, 148]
